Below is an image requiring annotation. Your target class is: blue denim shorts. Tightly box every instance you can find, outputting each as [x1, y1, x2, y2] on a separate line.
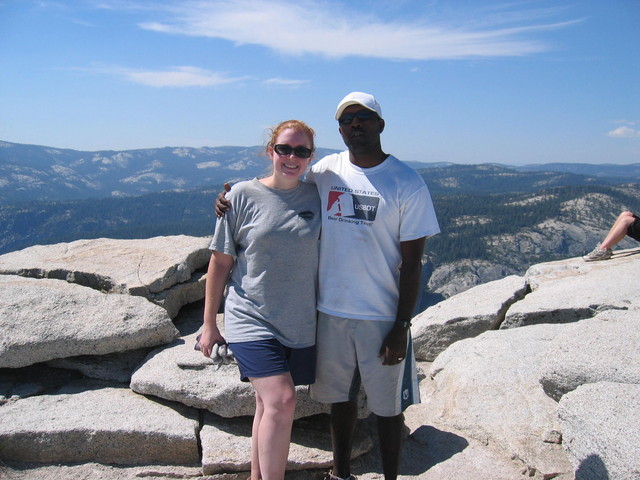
[229, 338, 316, 386]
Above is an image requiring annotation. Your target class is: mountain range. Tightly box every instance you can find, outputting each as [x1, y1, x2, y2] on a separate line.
[2, 140, 639, 303]
[2, 140, 640, 204]
[0, 140, 340, 204]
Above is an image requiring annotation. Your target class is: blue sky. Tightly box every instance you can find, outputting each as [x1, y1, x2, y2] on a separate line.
[1, 0, 638, 165]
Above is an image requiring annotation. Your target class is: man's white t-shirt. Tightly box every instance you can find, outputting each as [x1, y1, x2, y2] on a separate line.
[306, 151, 440, 321]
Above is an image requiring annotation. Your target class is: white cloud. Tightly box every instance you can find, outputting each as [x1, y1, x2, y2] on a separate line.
[135, 0, 581, 60]
[607, 126, 640, 139]
[263, 78, 310, 86]
[83, 64, 249, 87]
[125, 66, 247, 87]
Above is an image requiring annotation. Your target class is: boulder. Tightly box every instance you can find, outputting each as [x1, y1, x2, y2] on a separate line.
[131, 328, 259, 418]
[43, 300, 207, 384]
[130, 327, 330, 419]
[0, 275, 178, 368]
[149, 272, 206, 318]
[0, 382, 200, 465]
[422, 324, 573, 478]
[0, 235, 211, 318]
[412, 275, 527, 361]
[539, 309, 640, 401]
[502, 252, 640, 328]
[131, 306, 369, 420]
[558, 382, 640, 480]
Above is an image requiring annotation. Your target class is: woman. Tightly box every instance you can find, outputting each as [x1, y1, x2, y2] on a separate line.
[198, 120, 321, 480]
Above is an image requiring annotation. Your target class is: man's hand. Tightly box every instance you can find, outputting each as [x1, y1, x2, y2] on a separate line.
[378, 324, 409, 366]
[214, 182, 232, 218]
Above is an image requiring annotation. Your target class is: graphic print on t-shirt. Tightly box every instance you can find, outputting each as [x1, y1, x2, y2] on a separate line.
[327, 190, 379, 222]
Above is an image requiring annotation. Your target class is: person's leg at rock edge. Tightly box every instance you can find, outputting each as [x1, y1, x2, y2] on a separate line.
[601, 211, 637, 250]
[250, 373, 296, 480]
[377, 413, 404, 480]
[331, 400, 358, 479]
[251, 389, 264, 480]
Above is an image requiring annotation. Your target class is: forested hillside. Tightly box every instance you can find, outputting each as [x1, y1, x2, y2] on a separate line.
[422, 181, 640, 302]
[426, 185, 640, 264]
[0, 187, 222, 254]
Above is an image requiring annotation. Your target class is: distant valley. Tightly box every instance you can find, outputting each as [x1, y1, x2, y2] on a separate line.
[2, 140, 640, 304]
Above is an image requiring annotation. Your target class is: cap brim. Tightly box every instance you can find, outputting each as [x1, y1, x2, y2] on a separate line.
[335, 101, 377, 120]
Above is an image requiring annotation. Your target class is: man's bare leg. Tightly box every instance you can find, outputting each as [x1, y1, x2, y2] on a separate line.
[377, 414, 404, 480]
[330, 401, 358, 479]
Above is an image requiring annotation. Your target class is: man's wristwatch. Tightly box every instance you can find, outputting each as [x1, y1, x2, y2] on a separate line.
[394, 319, 412, 330]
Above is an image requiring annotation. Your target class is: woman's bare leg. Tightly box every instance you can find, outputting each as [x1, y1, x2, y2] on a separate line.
[251, 392, 265, 480]
[249, 373, 296, 480]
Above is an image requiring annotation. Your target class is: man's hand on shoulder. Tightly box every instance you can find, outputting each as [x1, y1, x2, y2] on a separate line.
[214, 182, 232, 218]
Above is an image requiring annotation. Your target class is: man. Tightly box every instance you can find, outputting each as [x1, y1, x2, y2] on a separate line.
[306, 92, 439, 480]
[217, 92, 440, 480]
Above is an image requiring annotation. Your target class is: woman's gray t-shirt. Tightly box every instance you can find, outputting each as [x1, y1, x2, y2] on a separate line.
[210, 178, 321, 348]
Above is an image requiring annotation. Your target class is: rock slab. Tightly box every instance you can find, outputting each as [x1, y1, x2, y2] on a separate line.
[0, 275, 178, 368]
[558, 382, 640, 480]
[423, 324, 572, 478]
[412, 275, 527, 361]
[131, 328, 331, 419]
[0, 235, 211, 318]
[0, 383, 200, 465]
[503, 253, 640, 328]
[539, 309, 640, 401]
[200, 413, 373, 475]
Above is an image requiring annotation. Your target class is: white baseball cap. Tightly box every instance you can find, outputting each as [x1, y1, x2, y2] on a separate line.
[334, 92, 383, 120]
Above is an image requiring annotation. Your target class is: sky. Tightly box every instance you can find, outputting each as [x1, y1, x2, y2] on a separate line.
[1, 0, 639, 165]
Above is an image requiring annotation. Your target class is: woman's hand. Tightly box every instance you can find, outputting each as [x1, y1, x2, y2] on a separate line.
[197, 327, 226, 359]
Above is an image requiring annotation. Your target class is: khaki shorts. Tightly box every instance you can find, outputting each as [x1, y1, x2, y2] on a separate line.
[309, 312, 420, 417]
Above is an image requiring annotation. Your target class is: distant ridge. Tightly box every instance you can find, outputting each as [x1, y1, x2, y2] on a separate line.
[2, 140, 639, 205]
[512, 162, 640, 181]
[0, 140, 341, 204]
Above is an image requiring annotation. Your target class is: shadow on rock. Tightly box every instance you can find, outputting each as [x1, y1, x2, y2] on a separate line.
[612, 248, 640, 259]
[402, 425, 468, 475]
[576, 454, 609, 480]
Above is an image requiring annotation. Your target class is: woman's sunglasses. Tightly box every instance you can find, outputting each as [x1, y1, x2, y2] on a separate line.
[273, 144, 313, 159]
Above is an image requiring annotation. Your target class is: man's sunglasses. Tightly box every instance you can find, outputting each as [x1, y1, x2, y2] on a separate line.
[273, 144, 313, 159]
[338, 110, 378, 125]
